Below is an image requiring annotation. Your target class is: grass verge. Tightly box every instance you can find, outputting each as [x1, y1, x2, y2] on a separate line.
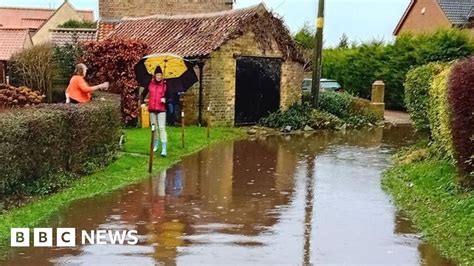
[0, 126, 245, 259]
[382, 150, 474, 265]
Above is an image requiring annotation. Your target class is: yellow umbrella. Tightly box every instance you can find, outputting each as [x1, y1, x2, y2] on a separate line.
[144, 53, 188, 79]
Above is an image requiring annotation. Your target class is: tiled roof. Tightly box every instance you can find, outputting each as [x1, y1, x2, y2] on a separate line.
[51, 28, 97, 46]
[107, 4, 302, 61]
[436, 0, 474, 25]
[0, 28, 30, 60]
[0, 6, 94, 29]
[97, 20, 121, 41]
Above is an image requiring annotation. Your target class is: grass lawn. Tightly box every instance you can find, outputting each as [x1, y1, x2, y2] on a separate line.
[0, 126, 245, 259]
[382, 155, 474, 265]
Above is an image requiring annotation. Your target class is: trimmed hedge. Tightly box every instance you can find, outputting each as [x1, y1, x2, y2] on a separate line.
[428, 64, 454, 161]
[80, 38, 150, 124]
[404, 63, 446, 133]
[322, 28, 474, 110]
[448, 56, 474, 188]
[0, 94, 121, 196]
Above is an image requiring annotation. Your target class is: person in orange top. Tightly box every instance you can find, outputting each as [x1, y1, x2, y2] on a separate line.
[65, 63, 109, 103]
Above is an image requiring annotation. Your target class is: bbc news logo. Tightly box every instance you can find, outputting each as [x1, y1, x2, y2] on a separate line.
[11, 228, 138, 247]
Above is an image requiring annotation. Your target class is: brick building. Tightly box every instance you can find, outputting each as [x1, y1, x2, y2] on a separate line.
[98, 0, 234, 45]
[107, 4, 304, 126]
[0, 2, 94, 83]
[394, 0, 474, 36]
[99, 0, 233, 19]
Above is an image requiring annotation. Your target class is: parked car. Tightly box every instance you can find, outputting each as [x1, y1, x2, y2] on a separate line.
[302, 78, 343, 94]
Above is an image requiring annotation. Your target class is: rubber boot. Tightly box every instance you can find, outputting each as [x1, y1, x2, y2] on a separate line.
[153, 139, 159, 153]
[161, 142, 167, 157]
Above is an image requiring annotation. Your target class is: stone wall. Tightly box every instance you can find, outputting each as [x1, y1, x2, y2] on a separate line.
[181, 31, 303, 126]
[99, 0, 233, 19]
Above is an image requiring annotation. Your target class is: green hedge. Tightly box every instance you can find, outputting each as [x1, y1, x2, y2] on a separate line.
[0, 94, 121, 196]
[318, 91, 352, 117]
[404, 62, 446, 132]
[322, 28, 474, 110]
[428, 65, 454, 161]
[448, 56, 474, 188]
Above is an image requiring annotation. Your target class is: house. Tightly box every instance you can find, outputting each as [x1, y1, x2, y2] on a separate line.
[107, 4, 304, 126]
[0, 29, 33, 83]
[0, 2, 94, 83]
[394, 0, 474, 36]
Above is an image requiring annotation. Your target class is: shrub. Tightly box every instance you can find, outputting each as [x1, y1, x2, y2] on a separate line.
[58, 20, 96, 29]
[323, 42, 385, 99]
[448, 56, 474, 188]
[0, 93, 121, 196]
[342, 112, 378, 128]
[259, 103, 342, 130]
[0, 84, 44, 108]
[307, 110, 343, 130]
[428, 64, 454, 161]
[54, 42, 83, 84]
[404, 62, 446, 133]
[318, 91, 352, 117]
[80, 38, 150, 124]
[8, 43, 59, 103]
[322, 28, 474, 110]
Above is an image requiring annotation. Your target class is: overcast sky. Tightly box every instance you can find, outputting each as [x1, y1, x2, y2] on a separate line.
[0, 0, 409, 47]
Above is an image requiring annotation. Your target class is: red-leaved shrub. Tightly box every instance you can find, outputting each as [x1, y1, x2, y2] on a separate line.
[448, 56, 474, 189]
[80, 38, 150, 124]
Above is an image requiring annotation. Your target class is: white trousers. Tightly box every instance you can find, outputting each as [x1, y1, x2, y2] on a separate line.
[150, 112, 167, 143]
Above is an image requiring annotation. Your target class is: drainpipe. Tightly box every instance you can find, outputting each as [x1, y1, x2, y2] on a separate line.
[197, 61, 205, 126]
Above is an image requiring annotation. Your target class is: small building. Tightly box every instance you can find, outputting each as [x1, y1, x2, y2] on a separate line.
[107, 4, 304, 126]
[0, 29, 33, 83]
[394, 0, 474, 36]
[0, 2, 94, 44]
[0, 2, 94, 83]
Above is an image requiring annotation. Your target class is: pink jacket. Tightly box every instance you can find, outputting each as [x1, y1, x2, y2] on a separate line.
[147, 80, 167, 112]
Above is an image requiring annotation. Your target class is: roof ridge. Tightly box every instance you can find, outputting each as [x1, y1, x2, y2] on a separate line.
[0, 27, 32, 31]
[123, 3, 264, 21]
[0, 6, 93, 12]
[51, 28, 97, 32]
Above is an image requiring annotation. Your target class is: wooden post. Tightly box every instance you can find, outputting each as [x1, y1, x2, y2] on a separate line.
[207, 105, 211, 139]
[180, 94, 185, 148]
[148, 124, 155, 173]
[311, 0, 325, 109]
[370, 80, 385, 120]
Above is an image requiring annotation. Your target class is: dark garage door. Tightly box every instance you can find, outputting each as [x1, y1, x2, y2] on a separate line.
[235, 56, 282, 125]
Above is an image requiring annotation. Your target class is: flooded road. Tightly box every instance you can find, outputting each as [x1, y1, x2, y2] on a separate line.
[3, 127, 454, 265]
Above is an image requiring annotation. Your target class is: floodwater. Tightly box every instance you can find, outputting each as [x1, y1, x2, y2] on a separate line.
[3, 127, 455, 265]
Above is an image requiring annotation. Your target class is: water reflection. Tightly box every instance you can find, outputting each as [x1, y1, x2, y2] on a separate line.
[3, 127, 454, 265]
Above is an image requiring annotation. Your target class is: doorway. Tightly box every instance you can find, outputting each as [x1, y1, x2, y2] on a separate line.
[235, 56, 282, 125]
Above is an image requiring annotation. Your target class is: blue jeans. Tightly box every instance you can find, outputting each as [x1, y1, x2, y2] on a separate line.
[167, 102, 178, 125]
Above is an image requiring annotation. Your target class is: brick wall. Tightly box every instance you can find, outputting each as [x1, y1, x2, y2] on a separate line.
[99, 0, 233, 19]
[181, 31, 303, 126]
[397, 0, 451, 35]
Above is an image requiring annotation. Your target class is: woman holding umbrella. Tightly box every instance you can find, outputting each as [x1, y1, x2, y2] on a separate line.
[141, 67, 168, 157]
[135, 53, 198, 159]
